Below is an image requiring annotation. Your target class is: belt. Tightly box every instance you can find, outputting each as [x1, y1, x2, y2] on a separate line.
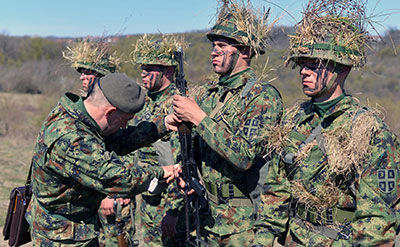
[293, 202, 354, 225]
[204, 182, 252, 207]
[294, 216, 352, 240]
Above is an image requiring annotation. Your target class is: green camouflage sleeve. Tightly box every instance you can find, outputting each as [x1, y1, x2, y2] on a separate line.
[253, 155, 290, 246]
[196, 85, 283, 171]
[52, 132, 165, 198]
[164, 181, 184, 217]
[351, 122, 400, 245]
[106, 116, 169, 156]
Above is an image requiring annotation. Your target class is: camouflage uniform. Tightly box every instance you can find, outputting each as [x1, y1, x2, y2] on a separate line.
[63, 38, 135, 247]
[26, 93, 168, 246]
[181, 2, 287, 246]
[194, 68, 284, 246]
[276, 95, 400, 246]
[272, 1, 400, 245]
[132, 84, 182, 246]
[129, 34, 187, 246]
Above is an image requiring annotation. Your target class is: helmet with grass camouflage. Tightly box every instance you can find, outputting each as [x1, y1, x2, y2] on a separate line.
[131, 34, 187, 67]
[287, 0, 370, 67]
[63, 38, 121, 76]
[206, 0, 274, 57]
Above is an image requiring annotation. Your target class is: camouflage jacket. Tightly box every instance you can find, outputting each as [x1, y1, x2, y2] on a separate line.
[130, 83, 182, 215]
[194, 68, 284, 236]
[278, 95, 400, 246]
[26, 93, 168, 242]
[131, 83, 177, 167]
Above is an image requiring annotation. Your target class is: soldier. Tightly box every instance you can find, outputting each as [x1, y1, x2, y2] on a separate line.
[63, 38, 121, 95]
[270, 0, 400, 245]
[170, 0, 287, 245]
[25, 73, 181, 246]
[129, 34, 186, 246]
[63, 38, 137, 246]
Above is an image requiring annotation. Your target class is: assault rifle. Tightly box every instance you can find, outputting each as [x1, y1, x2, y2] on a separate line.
[174, 47, 208, 247]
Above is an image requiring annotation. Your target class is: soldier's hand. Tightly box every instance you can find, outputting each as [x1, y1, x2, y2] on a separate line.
[173, 95, 207, 126]
[177, 177, 195, 195]
[100, 198, 115, 216]
[162, 164, 182, 184]
[165, 113, 181, 131]
[161, 213, 177, 237]
[100, 198, 130, 216]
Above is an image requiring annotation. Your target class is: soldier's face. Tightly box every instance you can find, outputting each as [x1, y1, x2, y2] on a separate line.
[141, 65, 163, 91]
[80, 71, 98, 92]
[299, 58, 335, 98]
[211, 39, 239, 75]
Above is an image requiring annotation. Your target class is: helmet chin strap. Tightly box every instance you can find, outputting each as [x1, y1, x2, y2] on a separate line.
[313, 64, 341, 99]
[152, 71, 164, 92]
[220, 49, 240, 76]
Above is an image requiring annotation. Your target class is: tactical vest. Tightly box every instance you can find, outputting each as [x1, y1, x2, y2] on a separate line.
[284, 107, 369, 240]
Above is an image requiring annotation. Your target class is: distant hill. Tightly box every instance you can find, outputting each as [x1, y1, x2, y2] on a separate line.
[0, 27, 399, 135]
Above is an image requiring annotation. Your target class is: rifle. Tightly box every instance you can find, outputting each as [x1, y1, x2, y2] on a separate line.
[174, 47, 208, 247]
[114, 200, 127, 247]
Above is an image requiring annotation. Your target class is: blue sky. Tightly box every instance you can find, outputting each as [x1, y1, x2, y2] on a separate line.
[1, 0, 399, 37]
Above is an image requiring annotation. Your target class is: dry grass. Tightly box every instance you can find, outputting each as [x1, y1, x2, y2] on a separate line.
[130, 34, 188, 66]
[214, 0, 277, 58]
[262, 103, 300, 157]
[287, 0, 374, 67]
[63, 37, 121, 73]
[0, 92, 49, 247]
[289, 105, 380, 220]
[291, 180, 340, 209]
[324, 106, 380, 174]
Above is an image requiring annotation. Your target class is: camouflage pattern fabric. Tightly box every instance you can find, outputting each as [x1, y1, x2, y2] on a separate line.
[193, 68, 284, 244]
[130, 84, 183, 246]
[25, 92, 169, 245]
[203, 228, 256, 247]
[98, 200, 136, 247]
[98, 151, 137, 247]
[277, 95, 400, 246]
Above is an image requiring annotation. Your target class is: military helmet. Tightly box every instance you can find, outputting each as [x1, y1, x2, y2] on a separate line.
[131, 34, 187, 67]
[206, 0, 274, 57]
[287, 0, 370, 67]
[63, 38, 121, 76]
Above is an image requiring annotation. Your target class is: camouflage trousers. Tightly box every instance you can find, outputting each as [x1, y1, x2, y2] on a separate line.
[202, 228, 255, 247]
[98, 201, 137, 247]
[139, 194, 175, 247]
[32, 232, 99, 246]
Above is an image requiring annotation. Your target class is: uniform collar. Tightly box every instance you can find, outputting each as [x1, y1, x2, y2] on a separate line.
[312, 93, 346, 118]
[297, 94, 354, 125]
[61, 93, 103, 136]
[147, 83, 172, 102]
[218, 67, 253, 89]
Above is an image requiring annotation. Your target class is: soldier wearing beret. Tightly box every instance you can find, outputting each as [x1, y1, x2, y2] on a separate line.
[63, 38, 137, 247]
[26, 73, 181, 246]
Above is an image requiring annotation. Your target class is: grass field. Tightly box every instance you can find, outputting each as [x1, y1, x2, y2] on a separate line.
[0, 92, 51, 246]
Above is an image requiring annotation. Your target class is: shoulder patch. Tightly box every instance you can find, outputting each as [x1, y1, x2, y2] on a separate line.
[377, 169, 396, 193]
[243, 118, 260, 138]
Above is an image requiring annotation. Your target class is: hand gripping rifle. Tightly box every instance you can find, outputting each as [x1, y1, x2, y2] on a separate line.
[174, 47, 208, 247]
